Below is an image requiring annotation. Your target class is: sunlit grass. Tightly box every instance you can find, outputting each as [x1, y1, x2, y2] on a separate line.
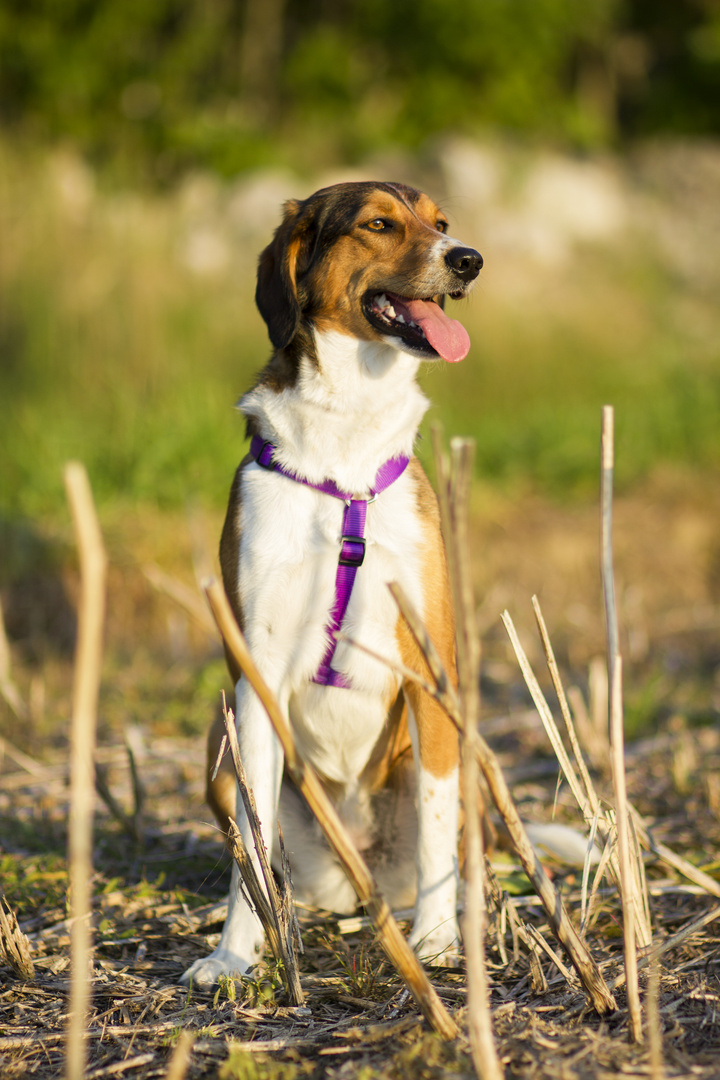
[1, 140, 719, 527]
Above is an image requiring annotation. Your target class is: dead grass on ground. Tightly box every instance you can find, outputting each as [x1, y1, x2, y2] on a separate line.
[1, 482, 720, 1078]
[2, 703, 720, 1078]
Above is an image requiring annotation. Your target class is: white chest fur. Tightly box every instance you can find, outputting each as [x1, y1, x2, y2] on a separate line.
[234, 332, 432, 786]
[235, 462, 425, 785]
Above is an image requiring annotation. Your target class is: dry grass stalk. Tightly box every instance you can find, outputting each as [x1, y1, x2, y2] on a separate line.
[610, 903, 720, 991]
[436, 436, 502, 1080]
[164, 1030, 194, 1080]
[0, 898, 35, 980]
[580, 810, 601, 933]
[501, 610, 592, 820]
[631, 817, 720, 900]
[609, 659, 642, 1041]
[501, 606, 652, 949]
[529, 598, 716, 919]
[94, 743, 145, 845]
[646, 960, 665, 1080]
[532, 597, 600, 817]
[63, 461, 108, 1080]
[0, 597, 29, 721]
[389, 584, 617, 1016]
[202, 577, 458, 1040]
[143, 562, 216, 634]
[219, 694, 304, 1006]
[602, 407, 643, 1043]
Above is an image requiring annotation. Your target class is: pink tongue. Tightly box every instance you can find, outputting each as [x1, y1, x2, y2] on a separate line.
[399, 298, 470, 363]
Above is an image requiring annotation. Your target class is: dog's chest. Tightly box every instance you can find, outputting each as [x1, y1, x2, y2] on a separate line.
[235, 463, 427, 782]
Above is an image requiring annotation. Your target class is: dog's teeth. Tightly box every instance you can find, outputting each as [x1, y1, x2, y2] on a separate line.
[385, 304, 396, 318]
[395, 314, 405, 324]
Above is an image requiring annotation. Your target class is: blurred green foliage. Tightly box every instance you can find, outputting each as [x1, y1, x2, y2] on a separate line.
[1, 0, 720, 184]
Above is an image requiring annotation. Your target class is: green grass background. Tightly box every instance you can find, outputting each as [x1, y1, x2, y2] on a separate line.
[1, 139, 719, 534]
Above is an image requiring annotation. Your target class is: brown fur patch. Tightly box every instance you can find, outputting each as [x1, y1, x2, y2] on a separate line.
[219, 455, 251, 686]
[206, 707, 236, 834]
[396, 459, 460, 779]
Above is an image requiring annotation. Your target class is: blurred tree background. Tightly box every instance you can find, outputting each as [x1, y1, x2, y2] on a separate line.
[1, 0, 719, 185]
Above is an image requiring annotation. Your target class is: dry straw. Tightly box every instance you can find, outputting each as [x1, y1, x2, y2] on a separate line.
[63, 462, 108, 1080]
[389, 584, 616, 1016]
[0, 899, 34, 981]
[434, 435, 502, 1080]
[602, 406, 642, 1043]
[216, 692, 304, 1006]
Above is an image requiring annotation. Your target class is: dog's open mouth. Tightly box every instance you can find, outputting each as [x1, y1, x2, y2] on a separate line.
[363, 292, 471, 363]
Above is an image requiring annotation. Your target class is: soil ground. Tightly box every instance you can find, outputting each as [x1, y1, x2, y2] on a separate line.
[1, 477, 720, 1078]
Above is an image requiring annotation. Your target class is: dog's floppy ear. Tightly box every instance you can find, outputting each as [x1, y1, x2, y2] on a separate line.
[255, 199, 310, 350]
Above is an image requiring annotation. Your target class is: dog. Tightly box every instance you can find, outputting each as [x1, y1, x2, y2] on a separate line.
[181, 181, 483, 988]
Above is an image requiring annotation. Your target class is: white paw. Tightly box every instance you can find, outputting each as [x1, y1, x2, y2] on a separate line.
[180, 946, 261, 989]
[408, 919, 461, 967]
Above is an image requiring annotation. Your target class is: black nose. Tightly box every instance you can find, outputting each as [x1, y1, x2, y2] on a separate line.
[445, 246, 483, 283]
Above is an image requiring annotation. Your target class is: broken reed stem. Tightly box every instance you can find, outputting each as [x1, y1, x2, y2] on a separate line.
[390, 584, 616, 1016]
[602, 406, 642, 1044]
[501, 607, 652, 948]
[63, 462, 107, 1080]
[501, 610, 592, 821]
[203, 578, 458, 1041]
[531, 597, 601, 818]
[164, 1030, 195, 1080]
[647, 960, 665, 1080]
[0, 597, 29, 721]
[0, 898, 34, 980]
[443, 438, 502, 1080]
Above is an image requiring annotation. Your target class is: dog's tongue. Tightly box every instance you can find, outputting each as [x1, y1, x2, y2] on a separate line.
[400, 298, 470, 363]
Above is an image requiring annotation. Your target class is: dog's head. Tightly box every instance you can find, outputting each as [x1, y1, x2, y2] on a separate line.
[256, 181, 482, 364]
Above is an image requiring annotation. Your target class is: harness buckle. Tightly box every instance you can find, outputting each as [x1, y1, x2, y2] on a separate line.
[338, 536, 366, 567]
[255, 441, 277, 470]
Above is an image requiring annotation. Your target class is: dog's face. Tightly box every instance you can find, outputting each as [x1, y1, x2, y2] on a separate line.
[256, 181, 482, 364]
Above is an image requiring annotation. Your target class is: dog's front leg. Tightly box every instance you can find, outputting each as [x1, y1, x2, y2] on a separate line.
[180, 676, 285, 988]
[405, 693, 461, 966]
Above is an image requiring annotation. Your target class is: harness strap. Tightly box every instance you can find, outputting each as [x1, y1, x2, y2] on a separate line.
[248, 435, 409, 688]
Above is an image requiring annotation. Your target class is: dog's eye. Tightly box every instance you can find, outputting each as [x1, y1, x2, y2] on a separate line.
[436, 220, 449, 234]
[365, 218, 391, 231]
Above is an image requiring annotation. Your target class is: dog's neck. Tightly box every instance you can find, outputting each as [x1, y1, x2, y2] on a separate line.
[240, 330, 429, 493]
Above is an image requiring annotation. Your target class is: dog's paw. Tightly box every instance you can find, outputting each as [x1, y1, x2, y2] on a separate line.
[408, 920, 461, 968]
[180, 947, 257, 990]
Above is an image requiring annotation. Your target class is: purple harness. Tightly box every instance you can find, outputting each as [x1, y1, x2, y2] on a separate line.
[249, 435, 410, 689]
